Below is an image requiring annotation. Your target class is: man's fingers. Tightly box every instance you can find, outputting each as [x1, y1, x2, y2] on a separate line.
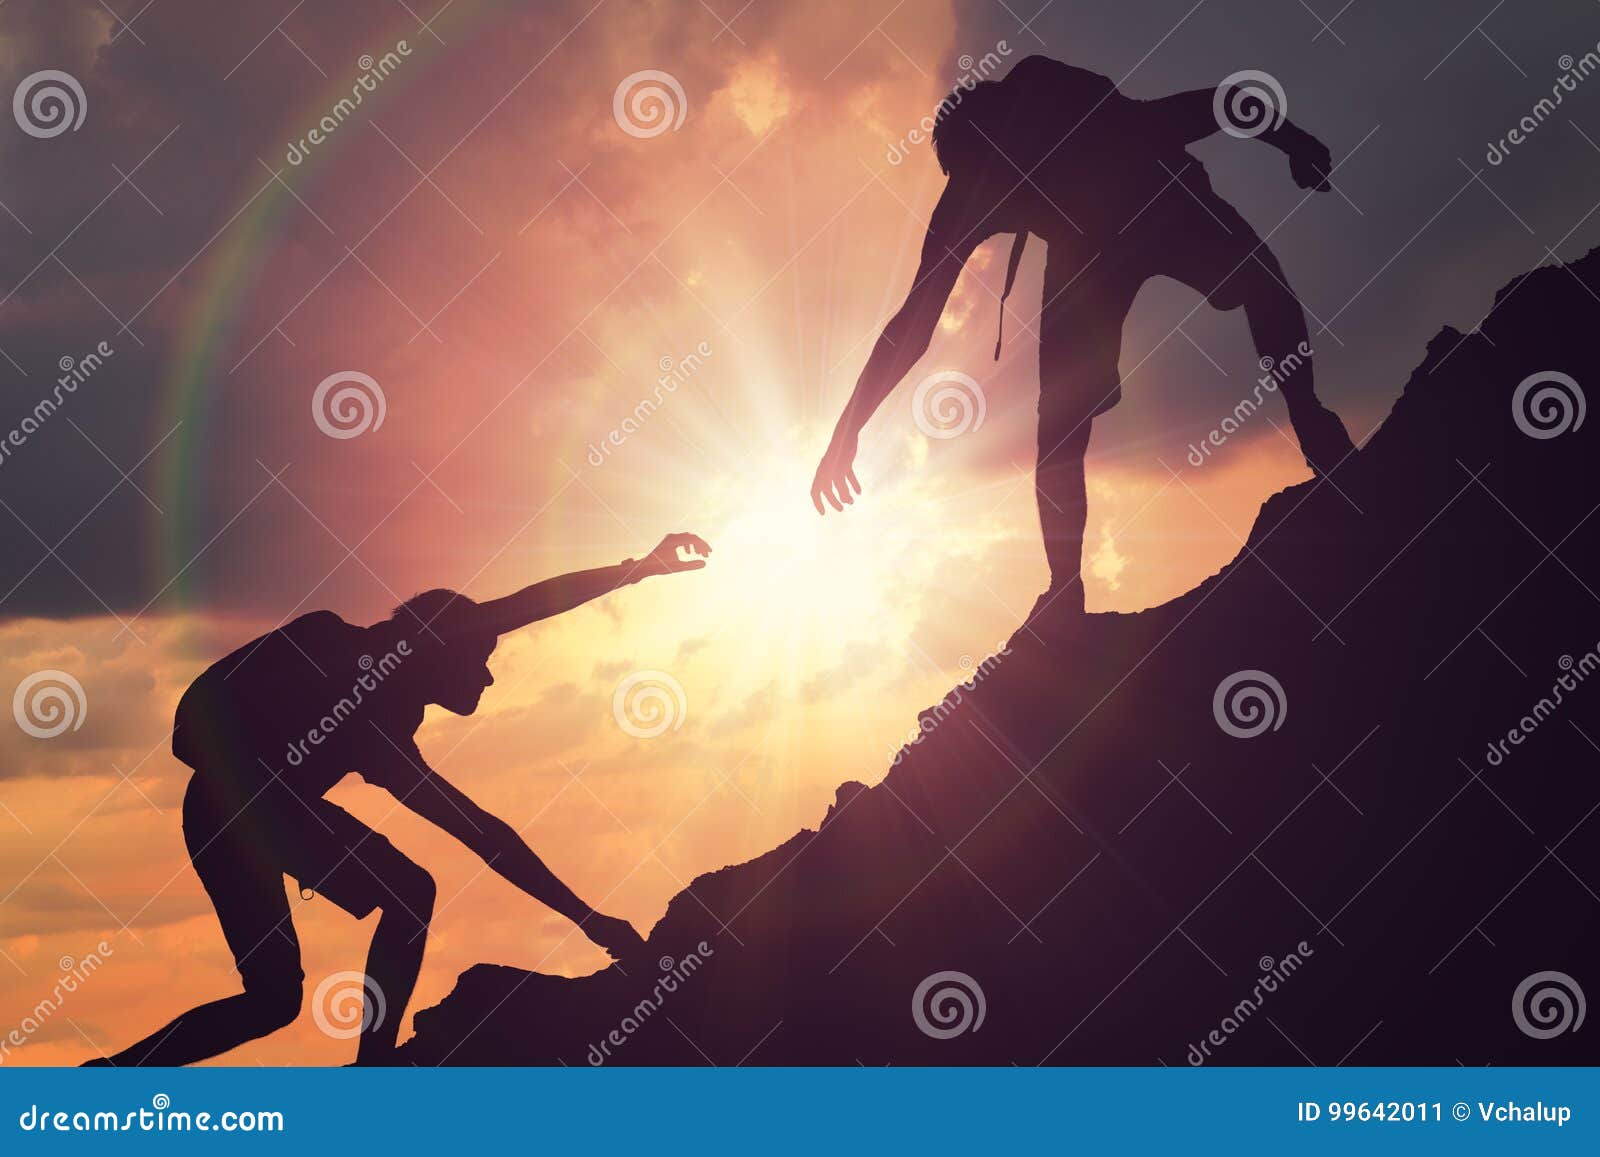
[846, 468, 861, 496]
[685, 533, 712, 556]
[824, 479, 843, 512]
[812, 485, 826, 515]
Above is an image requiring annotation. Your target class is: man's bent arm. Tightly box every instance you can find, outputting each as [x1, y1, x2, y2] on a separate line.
[1142, 86, 1319, 155]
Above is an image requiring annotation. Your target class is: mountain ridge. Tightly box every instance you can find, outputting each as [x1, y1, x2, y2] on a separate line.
[401, 248, 1600, 1066]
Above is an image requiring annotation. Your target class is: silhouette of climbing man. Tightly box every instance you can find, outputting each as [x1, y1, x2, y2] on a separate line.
[95, 533, 711, 1066]
[811, 55, 1355, 625]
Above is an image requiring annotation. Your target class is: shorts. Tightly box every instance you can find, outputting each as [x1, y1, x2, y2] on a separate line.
[181, 773, 414, 988]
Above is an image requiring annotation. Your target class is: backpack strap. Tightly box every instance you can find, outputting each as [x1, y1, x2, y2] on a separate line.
[995, 230, 1029, 360]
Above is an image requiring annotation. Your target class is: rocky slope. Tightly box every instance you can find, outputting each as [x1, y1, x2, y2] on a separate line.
[402, 250, 1600, 1066]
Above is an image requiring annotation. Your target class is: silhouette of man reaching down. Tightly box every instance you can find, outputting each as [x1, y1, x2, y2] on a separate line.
[95, 533, 711, 1067]
[812, 56, 1355, 624]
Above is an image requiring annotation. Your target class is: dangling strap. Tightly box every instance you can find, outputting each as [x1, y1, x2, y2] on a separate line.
[995, 230, 1029, 360]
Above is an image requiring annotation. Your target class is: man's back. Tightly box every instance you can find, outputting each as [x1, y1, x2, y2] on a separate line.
[173, 611, 419, 805]
[940, 55, 1197, 242]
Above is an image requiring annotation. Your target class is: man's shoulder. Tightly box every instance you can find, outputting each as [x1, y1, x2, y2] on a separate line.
[1004, 54, 1117, 97]
[280, 609, 358, 644]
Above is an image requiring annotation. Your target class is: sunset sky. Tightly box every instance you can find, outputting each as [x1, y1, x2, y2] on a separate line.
[3, 0, 1599, 1064]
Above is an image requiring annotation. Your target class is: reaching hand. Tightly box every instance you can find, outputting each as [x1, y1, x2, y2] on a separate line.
[584, 912, 647, 962]
[641, 532, 711, 575]
[1287, 133, 1332, 192]
[810, 431, 861, 514]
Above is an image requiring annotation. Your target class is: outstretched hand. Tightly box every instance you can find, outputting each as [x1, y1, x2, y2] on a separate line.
[810, 431, 861, 514]
[641, 532, 711, 575]
[1286, 132, 1333, 192]
[585, 912, 647, 962]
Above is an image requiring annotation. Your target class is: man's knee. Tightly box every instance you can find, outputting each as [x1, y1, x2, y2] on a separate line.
[242, 970, 303, 1031]
[388, 859, 436, 923]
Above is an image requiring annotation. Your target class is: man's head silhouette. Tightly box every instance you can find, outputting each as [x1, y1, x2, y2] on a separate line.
[389, 589, 497, 716]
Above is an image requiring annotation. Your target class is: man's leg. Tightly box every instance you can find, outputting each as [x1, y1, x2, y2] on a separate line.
[347, 855, 434, 1061]
[98, 780, 304, 1066]
[1033, 415, 1092, 618]
[1161, 172, 1355, 475]
[1032, 248, 1134, 618]
[300, 803, 435, 1063]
